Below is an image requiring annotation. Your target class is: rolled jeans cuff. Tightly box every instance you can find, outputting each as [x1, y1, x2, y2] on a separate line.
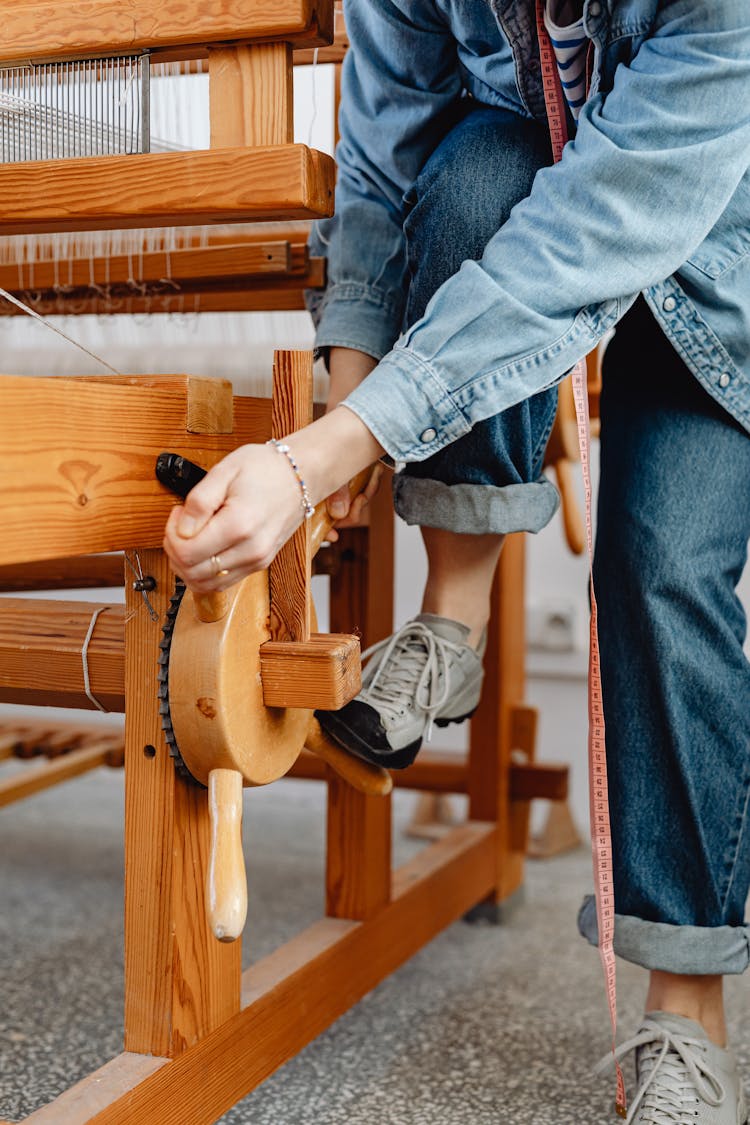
[392, 473, 560, 535]
[578, 895, 750, 976]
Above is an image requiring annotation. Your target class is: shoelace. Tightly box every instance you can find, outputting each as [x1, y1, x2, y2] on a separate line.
[597, 1019, 726, 1124]
[359, 621, 465, 740]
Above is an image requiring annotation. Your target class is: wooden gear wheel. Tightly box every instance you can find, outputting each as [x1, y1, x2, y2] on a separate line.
[158, 457, 392, 943]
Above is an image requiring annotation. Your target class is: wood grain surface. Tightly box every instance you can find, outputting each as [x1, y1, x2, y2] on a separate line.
[0, 0, 333, 62]
[0, 376, 270, 565]
[0, 146, 334, 236]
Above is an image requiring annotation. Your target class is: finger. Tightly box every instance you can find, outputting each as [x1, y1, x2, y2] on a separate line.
[164, 502, 247, 573]
[326, 484, 351, 521]
[175, 458, 239, 539]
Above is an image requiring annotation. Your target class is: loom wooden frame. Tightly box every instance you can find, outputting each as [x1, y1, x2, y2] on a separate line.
[0, 370, 544, 1124]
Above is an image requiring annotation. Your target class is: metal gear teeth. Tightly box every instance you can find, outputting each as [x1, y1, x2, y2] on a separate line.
[157, 577, 202, 786]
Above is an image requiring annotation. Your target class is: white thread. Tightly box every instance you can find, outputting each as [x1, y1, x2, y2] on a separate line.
[0, 285, 122, 374]
[307, 48, 320, 148]
[81, 606, 111, 712]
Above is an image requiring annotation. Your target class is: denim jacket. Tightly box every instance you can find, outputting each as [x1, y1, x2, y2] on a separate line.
[307, 0, 750, 461]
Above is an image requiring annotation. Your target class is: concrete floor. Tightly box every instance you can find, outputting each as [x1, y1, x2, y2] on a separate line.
[2, 767, 750, 1124]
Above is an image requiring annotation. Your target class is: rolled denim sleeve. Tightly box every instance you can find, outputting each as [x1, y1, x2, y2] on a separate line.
[306, 0, 462, 362]
[343, 0, 750, 460]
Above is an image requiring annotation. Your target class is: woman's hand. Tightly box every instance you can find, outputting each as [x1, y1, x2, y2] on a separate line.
[162, 406, 385, 591]
[163, 443, 304, 592]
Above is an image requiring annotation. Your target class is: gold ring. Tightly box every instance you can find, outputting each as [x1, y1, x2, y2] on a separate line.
[210, 554, 229, 578]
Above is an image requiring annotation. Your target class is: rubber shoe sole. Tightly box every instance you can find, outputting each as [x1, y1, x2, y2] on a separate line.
[316, 705, 478, 770]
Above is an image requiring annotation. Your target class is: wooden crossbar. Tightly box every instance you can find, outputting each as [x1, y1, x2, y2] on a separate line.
[0, 1, 333, 62]
[0, 376, 271, 565]
[0, 146, 334, 236]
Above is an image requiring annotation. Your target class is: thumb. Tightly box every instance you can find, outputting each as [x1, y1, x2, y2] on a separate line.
[176, 460, 236, 538]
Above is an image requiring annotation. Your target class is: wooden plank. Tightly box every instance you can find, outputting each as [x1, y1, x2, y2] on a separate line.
[209, 44, 293, 149]
[0, 267, 325, 317]
[0, 741, 120, 808]
[268, 351, 314, 643]
[2, 242, 293, 294]
[0, 598, 125, 711]
[509, 762, 568, 802]
[0, 376, 271, 565]
[0, 146, 334, 236]
[0, 553, 124, 591]
[260, 633, 360, 709]
[23, 824, 494, 1125]
[23, 1055, 169, 1125]
[0, 1, 333, 62]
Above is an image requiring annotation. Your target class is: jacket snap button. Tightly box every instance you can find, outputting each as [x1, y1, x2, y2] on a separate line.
[662, 296, 677, 312]
[719, 373, 731, 389]
[420, 428, 437, 443]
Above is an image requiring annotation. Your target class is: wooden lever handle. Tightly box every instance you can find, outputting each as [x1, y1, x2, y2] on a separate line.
[206, 768, 248, 942]
[309, 467, 374, 557]
[305, 717, 393, 796]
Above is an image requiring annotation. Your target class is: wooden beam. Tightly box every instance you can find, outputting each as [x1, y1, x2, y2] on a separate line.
[0, 376, 271, 565]
[0, 553, 125, 591]
[0, 740, 122, 808]
[1, 242, 293, 294]
[0, 146, 334, 236]
[0, 598, 125, 711]
[0, 1, 334, 62]
[0, 267, 325, 317]
[23, 823, 495, 1125]
[260, 634, 360, 710]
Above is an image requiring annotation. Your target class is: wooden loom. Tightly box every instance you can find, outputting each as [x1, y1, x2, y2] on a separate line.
[0, 3, 572, 1122]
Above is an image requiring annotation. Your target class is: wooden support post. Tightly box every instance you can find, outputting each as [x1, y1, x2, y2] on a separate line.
[269, 351, 314, 642]
[466, 533, 529, 918]
[326, 775, 391, 920]
[325, 475, 395, 922]
[209, 44, 294, 149]
[124, 381, 241, 1057]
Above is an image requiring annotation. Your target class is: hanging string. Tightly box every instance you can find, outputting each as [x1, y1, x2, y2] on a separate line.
[0, 285, 123, 374]
[307, 48, 320, 148]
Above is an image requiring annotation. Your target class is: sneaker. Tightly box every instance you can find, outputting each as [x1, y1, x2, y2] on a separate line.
[599, 1012, 748, 1124]
[316, 614, 485, 769]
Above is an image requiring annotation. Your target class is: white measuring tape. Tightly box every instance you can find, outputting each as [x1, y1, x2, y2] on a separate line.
[535, 1, 627, 1115]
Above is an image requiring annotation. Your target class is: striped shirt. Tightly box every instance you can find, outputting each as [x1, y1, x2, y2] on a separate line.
[544, 0, 588, 121]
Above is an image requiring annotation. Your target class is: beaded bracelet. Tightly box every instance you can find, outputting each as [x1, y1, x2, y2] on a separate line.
[266, 439, 315, 519]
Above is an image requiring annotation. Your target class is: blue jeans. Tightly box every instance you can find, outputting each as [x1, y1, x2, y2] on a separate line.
[578, 297, 750, 975]
[392, 104, 560, 536]
[394, 105, 750, 975]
